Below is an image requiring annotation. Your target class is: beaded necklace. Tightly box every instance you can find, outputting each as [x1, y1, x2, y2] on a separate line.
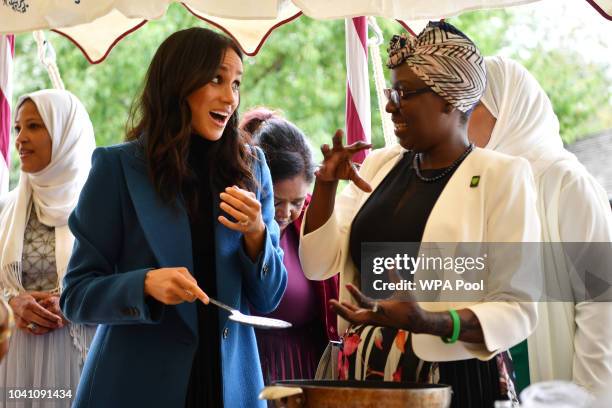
[413, 143, 474, 182]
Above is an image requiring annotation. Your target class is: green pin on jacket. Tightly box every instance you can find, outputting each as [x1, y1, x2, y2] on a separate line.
[470, 175, 480, 188]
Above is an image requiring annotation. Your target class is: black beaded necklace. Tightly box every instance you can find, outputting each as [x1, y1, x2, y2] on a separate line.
[412, 143, 474, 183]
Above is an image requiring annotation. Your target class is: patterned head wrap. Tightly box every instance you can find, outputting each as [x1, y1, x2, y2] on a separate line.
[387, 21, 485, 113]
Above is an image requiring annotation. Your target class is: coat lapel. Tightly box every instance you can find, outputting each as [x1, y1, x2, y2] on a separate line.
[119, 146, 197, 335]
[422, 148, 484, 242]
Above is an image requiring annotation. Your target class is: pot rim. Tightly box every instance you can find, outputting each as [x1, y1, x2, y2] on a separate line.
[273, 380, 452, 392]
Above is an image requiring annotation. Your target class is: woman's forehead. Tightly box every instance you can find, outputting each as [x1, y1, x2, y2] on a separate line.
[391, 65, 426, 88]
[273, 176, 309, 198]
[16, 100, 41, 120]
[220, 48, 243, 76]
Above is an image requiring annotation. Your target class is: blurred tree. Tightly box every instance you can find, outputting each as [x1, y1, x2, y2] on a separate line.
[521, 48, 612, 143]
[240, 17, 347, 152]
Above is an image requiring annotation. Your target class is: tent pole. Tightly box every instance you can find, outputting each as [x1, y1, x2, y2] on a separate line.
[0, 34, 14, 194]
[345, 16, 371, 164]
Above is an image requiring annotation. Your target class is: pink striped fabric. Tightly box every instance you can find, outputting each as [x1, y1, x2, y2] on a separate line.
[345, 17, 371, 164]
[0, 34, 14, 193]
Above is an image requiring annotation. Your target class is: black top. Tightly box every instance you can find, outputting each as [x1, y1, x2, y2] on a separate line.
[349, 151, 462, 272]
[347, 150, 512, 408]
[185, 135, 223, 408]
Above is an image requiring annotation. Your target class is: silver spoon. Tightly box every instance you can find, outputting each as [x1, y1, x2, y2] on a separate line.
[207, 297, 292, 330]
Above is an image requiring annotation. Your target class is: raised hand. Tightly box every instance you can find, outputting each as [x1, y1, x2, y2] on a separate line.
[218, 185, 265, 236]
[316, 129, 373, 192]
[218, 185, 266, 261]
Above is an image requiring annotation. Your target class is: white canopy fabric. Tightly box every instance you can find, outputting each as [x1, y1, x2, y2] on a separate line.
[0, 0, 610, 62]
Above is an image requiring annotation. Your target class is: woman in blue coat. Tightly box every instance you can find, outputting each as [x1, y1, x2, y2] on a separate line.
[60, 28, 287, 408]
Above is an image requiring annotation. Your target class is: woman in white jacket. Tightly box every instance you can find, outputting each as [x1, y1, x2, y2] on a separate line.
[468, 56, 612, 394]
[300, 22, 541, 407]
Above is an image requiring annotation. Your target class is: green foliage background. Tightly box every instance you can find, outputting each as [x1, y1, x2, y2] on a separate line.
[9, 4, 612, 188]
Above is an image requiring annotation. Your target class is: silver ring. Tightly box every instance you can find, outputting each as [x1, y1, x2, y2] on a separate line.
[239, 220, 249, 226]
[371, 302, 379, 313]
[26, 322, 37, 331]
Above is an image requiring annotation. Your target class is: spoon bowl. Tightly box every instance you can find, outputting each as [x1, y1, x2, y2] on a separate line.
[207, 297, 292, 330]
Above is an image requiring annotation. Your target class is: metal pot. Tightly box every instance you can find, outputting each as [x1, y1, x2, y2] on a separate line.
[259, 380, 452, 408]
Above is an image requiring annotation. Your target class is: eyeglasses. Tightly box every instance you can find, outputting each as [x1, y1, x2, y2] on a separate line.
[384, 87, 432, 107]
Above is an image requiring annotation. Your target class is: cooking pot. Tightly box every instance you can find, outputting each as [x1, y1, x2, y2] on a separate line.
[259, 380, 452, 408]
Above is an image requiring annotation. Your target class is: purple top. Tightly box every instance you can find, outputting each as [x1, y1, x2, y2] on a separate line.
[252, 198, 339, 383]
[255, 226, 320, 326]
[251, 195, 340, 341]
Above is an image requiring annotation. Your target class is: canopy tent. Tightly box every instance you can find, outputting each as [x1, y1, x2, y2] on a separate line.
[0, 0, 610, 191]
[0, 0, 610, 63]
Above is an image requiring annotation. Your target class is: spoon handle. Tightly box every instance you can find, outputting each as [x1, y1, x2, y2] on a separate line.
[207, 297, 237, 314]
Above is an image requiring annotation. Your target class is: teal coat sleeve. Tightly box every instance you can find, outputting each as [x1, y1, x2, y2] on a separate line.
[235, 146, 287, 313]
[60, 147, 164, 325]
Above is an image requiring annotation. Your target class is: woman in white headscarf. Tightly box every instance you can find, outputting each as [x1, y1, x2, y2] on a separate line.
[468, 56, 612, 394]
[0, 89, 97, 407]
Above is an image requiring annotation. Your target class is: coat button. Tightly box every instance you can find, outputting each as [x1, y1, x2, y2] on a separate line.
[223, 328, 229, 339]
[262, 264, 269, 276]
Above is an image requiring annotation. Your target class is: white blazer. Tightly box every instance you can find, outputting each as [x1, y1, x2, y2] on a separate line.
[299, 145, 541, 362]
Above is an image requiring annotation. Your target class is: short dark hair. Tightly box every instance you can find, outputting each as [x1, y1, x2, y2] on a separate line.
[251, 118, 315, 184]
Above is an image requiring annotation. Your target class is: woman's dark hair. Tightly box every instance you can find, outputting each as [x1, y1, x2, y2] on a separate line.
[126, 27, 254, 215]
[245, 112, 315, 184]
[239, 107, 280, 136]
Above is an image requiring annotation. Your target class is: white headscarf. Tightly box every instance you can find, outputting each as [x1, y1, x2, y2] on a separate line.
[0, 89, 96, 296]
[481, 56, 578, 178]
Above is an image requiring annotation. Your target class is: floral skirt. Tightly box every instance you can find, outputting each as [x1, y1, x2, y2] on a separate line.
[338, 325, 519, 408]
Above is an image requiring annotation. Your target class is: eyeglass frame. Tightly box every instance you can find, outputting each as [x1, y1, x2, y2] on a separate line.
[384, 86, 432, 107]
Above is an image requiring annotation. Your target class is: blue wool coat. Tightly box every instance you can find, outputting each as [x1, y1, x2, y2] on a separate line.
[60, 141, 287, 408]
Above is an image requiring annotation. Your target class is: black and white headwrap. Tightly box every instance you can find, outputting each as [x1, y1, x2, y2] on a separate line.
[387, 21, 486, 113]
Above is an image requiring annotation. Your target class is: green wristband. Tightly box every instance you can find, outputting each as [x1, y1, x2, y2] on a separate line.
[442, 309, 460, 344]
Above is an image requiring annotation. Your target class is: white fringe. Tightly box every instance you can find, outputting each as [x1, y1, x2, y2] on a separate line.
[1, 263, 25, 303]
[1, 262, 93, 368]
[69, 323, 94, 368]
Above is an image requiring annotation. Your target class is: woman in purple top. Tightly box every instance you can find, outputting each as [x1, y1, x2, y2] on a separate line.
[240, 108, 339, 383]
